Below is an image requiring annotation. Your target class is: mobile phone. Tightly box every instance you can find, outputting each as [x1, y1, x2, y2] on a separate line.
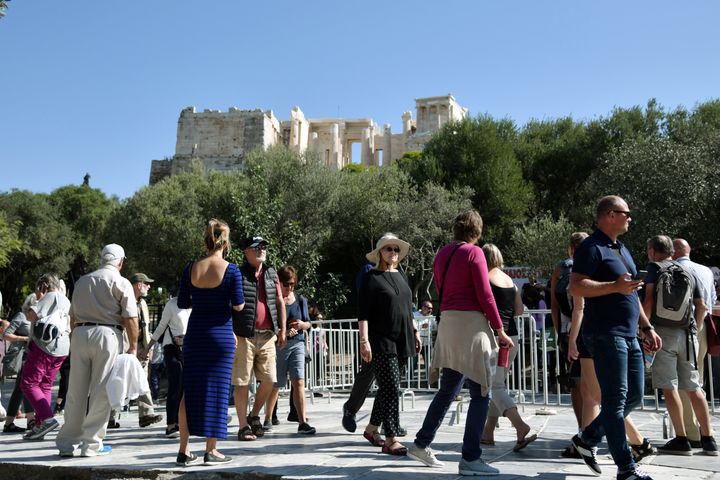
[634, 270, 647, 281]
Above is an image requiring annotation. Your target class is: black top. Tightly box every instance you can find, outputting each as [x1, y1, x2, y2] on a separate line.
[490, 283, 518, 336]
[358, 269, 415, 358]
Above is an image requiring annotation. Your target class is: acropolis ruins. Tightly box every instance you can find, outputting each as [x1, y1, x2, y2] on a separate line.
[149, 94, 468, 184]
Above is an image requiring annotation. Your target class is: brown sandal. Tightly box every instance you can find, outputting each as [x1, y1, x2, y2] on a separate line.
[382, 441, 408, 456]
[363, 430, 385, 447]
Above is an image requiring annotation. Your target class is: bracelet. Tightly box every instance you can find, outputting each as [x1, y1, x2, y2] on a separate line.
[641, 325, 655, 333]
[360, 339, 369, 344]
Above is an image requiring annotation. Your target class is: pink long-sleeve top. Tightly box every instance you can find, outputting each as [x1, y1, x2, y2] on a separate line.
[433, 242, 503, 330]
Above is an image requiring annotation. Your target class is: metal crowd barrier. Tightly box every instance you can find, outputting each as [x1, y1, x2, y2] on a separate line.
[303, 312, 718, 414]
[146, 304, 717, 415]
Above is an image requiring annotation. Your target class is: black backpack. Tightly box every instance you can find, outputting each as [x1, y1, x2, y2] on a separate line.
[555, 259, 573, 317]
[650, 259, 695, 329]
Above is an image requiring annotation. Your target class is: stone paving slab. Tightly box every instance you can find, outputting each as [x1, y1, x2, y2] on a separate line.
[0, 389, 718, 479]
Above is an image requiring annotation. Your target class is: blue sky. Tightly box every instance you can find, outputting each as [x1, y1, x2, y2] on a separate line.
[1, 1, 719, 200]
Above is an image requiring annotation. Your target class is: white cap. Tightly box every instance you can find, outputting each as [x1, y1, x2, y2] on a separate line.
[101, 244, 126, 264]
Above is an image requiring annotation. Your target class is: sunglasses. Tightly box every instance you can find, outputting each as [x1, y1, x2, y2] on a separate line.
[383, 246, 401, 253]
[253, 245, 267, 251]
[611, 210, 631, 218]
[282, 282, 296, 288]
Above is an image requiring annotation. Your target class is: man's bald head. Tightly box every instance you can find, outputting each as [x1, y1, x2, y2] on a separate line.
[672, 238, 691, 260]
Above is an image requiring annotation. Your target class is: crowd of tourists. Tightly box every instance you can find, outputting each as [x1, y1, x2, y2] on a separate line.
[0, 197, 718, 479]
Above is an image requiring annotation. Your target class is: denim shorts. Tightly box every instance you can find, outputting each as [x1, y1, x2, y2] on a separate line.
[274, 338, 305, 388]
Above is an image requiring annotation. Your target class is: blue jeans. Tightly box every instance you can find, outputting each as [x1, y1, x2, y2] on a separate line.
[582, 334, 644, 473]
[414, 368, 490, 462]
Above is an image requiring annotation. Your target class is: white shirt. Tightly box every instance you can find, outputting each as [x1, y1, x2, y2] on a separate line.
[151, 297, 190, 347]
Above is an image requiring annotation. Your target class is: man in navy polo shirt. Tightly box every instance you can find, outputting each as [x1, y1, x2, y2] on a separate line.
[569, 195, 662, 480]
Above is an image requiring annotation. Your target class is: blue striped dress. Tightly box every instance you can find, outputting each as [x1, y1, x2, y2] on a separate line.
[178, 262, 244, 438]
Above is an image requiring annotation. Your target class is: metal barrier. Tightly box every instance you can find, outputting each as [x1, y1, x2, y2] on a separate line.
[147, 304, 718, 414]
[304, 312, 718, 414]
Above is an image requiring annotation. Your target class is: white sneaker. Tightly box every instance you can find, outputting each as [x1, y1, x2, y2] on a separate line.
[407, 443, 444, 467]
[458, 457, 499, 476]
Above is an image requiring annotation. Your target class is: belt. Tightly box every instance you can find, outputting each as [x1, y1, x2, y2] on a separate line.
[76, 322, 124, 332]
[255, 329, 275, 334]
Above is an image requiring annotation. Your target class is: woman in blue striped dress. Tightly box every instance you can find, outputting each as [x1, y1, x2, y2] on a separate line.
[176, 219, 244, 466]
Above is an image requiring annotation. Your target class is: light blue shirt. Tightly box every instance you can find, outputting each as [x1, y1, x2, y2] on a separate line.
[675, 256, 717, 316]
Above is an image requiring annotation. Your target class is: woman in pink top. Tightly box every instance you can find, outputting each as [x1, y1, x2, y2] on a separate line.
[407, 210, 513, 476]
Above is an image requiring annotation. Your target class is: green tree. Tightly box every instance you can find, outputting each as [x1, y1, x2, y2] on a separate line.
[0, 211, 21, 269]
[49, 184, 120, 284]
[582, 137, 720, 265]
[508, 212, 576, 278]
[418, 116, 532, 242]
[0, 191, 75, 311]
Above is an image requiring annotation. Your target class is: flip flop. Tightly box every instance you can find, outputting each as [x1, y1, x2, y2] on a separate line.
[363, 430, 385, 447]
[382, 442, 408, 456]
[513, 433, 538, 452]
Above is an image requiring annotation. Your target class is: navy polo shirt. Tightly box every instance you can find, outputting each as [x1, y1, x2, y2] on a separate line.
[572, 228, 640, 338]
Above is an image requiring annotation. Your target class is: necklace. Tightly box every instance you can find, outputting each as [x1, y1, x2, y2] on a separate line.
[382, 271, 400, 296]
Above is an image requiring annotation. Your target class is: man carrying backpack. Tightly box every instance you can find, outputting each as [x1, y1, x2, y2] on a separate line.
[641, 235, 717, 456]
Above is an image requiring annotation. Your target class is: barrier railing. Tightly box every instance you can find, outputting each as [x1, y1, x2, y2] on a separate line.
[147, 304, 717, 414]
[303, 312, 718, 414]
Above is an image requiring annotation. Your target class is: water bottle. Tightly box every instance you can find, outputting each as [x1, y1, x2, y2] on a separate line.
[644, 350, 656, 369]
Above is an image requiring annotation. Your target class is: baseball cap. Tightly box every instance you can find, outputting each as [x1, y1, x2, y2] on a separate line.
[100, 244, 126, 264]
[241, 236, 269, 250]
[129, 273, 154, 284]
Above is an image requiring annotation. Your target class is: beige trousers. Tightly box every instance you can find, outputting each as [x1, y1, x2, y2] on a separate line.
[55, 325, 119, 456]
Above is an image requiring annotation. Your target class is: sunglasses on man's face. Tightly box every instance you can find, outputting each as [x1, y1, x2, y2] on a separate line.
[254, 245, 267, 252]
[383, 246, 401, 253]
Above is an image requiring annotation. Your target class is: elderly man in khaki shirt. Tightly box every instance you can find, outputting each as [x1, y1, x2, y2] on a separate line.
[55, 244, 139, 457]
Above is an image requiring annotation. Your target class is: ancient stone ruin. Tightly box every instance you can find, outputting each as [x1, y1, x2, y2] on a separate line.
[149, 94, 467, 184]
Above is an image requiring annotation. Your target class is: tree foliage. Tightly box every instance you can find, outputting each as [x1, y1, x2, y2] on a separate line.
[582, 136, 720, 265]
[3, 98, 720, 313]
[400, 116, 532, 243]
[508, 212, 576, 278]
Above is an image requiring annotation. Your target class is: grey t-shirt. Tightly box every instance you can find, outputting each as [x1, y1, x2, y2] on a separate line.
[30, 291, 71, 357]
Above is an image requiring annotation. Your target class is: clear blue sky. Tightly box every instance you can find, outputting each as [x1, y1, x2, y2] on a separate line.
[2, 1, 719, 200]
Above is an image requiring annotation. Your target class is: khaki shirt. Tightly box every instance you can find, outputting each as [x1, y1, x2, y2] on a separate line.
[70, 264, 138, 327]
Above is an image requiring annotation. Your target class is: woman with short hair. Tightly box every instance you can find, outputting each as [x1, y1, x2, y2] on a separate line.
[407, 210, 513, 476]
[265, 265, 316, 435]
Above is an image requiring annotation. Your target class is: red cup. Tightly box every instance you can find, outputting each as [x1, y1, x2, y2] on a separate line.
[498, 342, 509, 368]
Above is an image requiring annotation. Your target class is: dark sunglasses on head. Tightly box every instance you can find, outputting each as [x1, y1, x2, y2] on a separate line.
[383, 246, 401, 253]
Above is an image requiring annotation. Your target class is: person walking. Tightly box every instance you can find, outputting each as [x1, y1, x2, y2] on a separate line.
[265, 265, 316, 435]
[407, 210, 513, 476]
[480, 243, 536, 452]
[358, 233, 420, 456]
[175, 219, 244, 466]
[142, 291, 190, 438]
[55, 243, 139, 458]
[569, 196, 662, 480]
[21, 274, 71, 440]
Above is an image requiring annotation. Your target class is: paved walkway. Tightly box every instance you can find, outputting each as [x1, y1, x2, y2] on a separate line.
[0, 387, 718, 479]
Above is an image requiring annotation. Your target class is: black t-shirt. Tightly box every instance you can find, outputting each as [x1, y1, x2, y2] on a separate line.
[358, 269, 414, 358]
